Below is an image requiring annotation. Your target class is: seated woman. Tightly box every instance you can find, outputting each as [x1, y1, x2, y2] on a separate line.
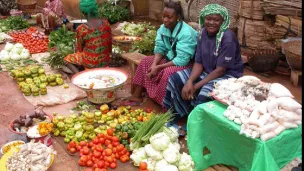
[63, 0, 112, 72]
[122, 1, 198, 106]
[0, 0, 17, 16]
[163, 4, 244, 133]
[36, 0, 69, 31]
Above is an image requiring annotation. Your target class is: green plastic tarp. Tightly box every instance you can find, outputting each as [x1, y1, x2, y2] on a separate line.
[187, 101, 302, 171]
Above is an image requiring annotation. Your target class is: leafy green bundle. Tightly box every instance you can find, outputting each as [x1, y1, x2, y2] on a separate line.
[98, 2, 130, 24]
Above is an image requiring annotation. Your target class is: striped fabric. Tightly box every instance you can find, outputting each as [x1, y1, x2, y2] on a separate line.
[163, 68, 233, 118]
[132, 56, 191, 105]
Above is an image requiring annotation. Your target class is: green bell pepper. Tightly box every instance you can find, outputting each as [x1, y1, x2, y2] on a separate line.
[75, 130, 83, 138]
[53, 129, 60, 136]
[74, 123, 82, 131]
[85, 125, 94, 131]
[64, 137, 70, 143]
[57, 122, 65, 128]
[64, 117, 74, 124]
[89, 133, 96, 140]
[60, 131, 66, 137]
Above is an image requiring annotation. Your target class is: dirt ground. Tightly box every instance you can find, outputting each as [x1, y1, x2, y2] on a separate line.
[0, 20, 302, 170]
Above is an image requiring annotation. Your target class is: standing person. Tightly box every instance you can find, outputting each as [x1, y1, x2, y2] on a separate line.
[36, 0, 68, 31]
[163, 4, 244, 134]
[121, 1, 198, 106]
[0, 0, 17, 16]
[64, 0, 112, 72]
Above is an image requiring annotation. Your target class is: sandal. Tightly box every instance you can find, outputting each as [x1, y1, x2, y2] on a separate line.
[120, 100, 142, 106]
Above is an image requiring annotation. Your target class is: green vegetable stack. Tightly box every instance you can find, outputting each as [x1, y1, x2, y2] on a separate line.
[115, 122, 142, 150]
[0, 16, 29, 33]
[10, 65, 64, 96]
[98, 2, 130, 24]
[130, 30, 157, 55]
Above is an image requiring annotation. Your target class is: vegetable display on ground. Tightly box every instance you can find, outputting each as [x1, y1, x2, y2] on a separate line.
[0, 16, 29, 33]
[98, 2, 130, 24]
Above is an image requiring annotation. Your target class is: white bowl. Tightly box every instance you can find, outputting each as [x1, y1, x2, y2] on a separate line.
[1, 140, 25, 154]
[71, 68, 128, 104]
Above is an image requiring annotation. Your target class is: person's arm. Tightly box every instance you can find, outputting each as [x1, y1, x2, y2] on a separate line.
[153, 26, 168, 62]
[151, 53, 164, 67]
[193, 67, 226, 90]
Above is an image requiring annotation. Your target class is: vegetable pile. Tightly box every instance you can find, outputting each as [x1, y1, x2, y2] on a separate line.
[67, 129, 131, 170]
[10, 65, 64, 96]
[51, 103, 153, 144]
[6, 141, 56, 171]
[9, 28, 49, 54]
[1, 141, 24, 154]
[44, 26, 75, 68]
[0, 16, 29, 33]
[37, 122, 54, 136]
[121, 22, 156, 36]
[213, 76, 302, 141]
[130, 127, 195, 171]
[114, 121, 142, 149]
[130, 30, 157, 55]
[98, 2, 130, 24]
[0, 43, 30, 61]
[12, 109, 48, 132]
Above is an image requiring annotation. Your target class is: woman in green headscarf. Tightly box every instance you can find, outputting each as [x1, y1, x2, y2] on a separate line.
[64, 0, 112, 72]
[163, 4, 244, 135]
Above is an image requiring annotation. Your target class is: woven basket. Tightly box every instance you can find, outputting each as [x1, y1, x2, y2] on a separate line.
[17, 0, 37, 10]
[283, 39, 302, 70]
[248, 49, 280, 72]
[112, 36, 141, 52]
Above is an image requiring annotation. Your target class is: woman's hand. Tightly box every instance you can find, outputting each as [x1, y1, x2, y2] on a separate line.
[147, 65, 159, 79]
[182, 81, 195, 100]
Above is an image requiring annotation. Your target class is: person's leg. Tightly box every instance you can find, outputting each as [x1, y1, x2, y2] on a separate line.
[66, 63, 80, 74]
[163, 68, 193, 124]
[47, 15, 55, 31]
[123, 56, 156, 103]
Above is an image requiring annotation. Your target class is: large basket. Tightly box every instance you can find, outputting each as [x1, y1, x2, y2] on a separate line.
[112, 36, 141, 52]
[248, 49, 281, 73]
[283, 39, 302, 70]
[17, 0, 37, 11]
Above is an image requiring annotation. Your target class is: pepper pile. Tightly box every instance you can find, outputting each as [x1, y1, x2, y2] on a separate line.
[115, 122, 142, 150]
[37, 122, 54, 136]
[9, 28, 49, 54]
[10, 65, 64, 96]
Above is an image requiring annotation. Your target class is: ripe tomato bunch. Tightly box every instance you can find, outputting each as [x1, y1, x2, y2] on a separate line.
[67, 129, 130, 171]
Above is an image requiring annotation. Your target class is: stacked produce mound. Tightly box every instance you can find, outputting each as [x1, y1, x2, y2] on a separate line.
[213, 76, 302, 141]
[10, 64, 64, 96]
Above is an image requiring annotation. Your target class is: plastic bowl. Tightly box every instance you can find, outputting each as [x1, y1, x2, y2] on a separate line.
[0, 140, 25, 154]
[8, 113, 53, 135]
[71, 68, 128, 104]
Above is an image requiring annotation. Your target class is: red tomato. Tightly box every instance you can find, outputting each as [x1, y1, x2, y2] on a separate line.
[93, 138, 99, 144]
[67, 145, 71, 151]
[96, 145, 104, 152]
[109, 162, 117, 169]
[121, 148, 128, 155]
[87, 154, 93, 160]
[112, 147, 117, 153]
[105, 149, 112, 156]
[107, 129, 114, 136]
[69, 148, 77, 154]
[105, 162, 110, 167]
[99, 138, 105, 144]
[105, 140, 111, 146]
[78, 159, 86, 166]
[69, 141, 77, 148]
[120, 155, 130, 163]
[116, 144, 124, 152]
[97, 133, 105, 138]
[76, 145, 82, 151]
[84, 168, 93, 171]
[115, 153, 119, 159]
[112, 141, 120, 147]
[126, 151, 130, 156]
[107, 144, 113, 149]
[93, 163, 98, 169]
[80, 141, 88, 147]
[89, 142, 94, 148]
[80, 156, 89, 163]
[111, 136, 119, 142]
[86, 160, 93, 167]
[94, 168, 102, 171]
[93, 151, 102, 158]
[92, 156, 99, 164]
[139, 162, 148, 170]
[97, 160, 105, 168]
[83, 147, 90, 155]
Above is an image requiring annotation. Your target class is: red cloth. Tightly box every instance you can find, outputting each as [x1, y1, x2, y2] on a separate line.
[132, 56, 191, 105]
[64, 19, 112, 68]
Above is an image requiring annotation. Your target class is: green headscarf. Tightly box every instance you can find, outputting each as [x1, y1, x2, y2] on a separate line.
[199, 4, 230, 56]
[79, 0, 99, 18]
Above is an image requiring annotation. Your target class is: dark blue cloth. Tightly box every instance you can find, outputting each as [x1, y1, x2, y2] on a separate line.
[195, 29, 243, 78]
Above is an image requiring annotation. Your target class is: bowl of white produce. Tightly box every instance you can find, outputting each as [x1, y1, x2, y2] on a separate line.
[70, 19, 87, 29]
[71, 68, 128, 104]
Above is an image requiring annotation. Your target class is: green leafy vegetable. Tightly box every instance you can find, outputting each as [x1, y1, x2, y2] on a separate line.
[121, 22, 156, 36]
[0, 16, 29, 33]
[130, 30, 157, 55]
[98, 2, 130, 24]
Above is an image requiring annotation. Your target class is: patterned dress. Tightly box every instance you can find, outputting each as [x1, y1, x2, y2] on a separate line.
[37, 0, 66, 28]
[64, 19, 112, 68]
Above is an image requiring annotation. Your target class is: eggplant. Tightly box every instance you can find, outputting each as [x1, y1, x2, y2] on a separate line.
[35, 109, 46, 120]
[24, 118, 33, 127]
[20, 115, 26, 119]
[14, 118, 22, 124]
[20, 118, 26, 126]
[13, 123, 21, 131]
[28, 111, 38, 118]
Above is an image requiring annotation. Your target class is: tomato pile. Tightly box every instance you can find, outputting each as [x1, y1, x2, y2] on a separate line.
[67, 129, 130, 171]
[9, 27, 49, 54]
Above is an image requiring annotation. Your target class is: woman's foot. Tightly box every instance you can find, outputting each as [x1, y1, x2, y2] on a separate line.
[120, 96, 143, 106]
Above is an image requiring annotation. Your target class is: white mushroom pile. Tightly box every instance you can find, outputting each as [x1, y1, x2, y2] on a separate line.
[6, 141, 56, 171]
[213, 76, 302, 141]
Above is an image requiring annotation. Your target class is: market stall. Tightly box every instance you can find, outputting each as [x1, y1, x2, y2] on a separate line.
[187, 76, 302, 171]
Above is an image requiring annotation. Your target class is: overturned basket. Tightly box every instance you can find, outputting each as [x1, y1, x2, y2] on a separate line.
[17, 0, 37, 10]
[248, 49, 281, 73]
[282, 39, 302, 71]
